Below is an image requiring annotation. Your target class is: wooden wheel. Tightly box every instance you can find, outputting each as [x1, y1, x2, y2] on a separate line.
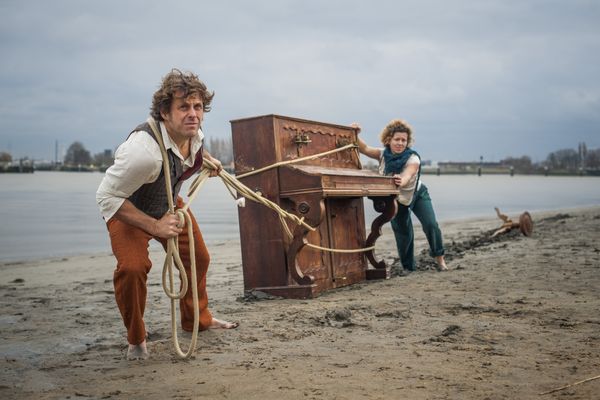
[519, 211, 533, 236]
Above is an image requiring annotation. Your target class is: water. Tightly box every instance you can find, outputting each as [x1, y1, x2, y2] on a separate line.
[0, 171, 598, 263]
[406, 174, 600, 222]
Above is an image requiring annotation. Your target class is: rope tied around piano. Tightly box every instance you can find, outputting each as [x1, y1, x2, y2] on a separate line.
[149, 118, 376, 358]
[190, 144, 376, 253]
[235, 143, 359, 179]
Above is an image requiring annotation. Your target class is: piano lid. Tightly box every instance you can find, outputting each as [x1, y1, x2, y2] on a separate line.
[279, 165, 399, 198]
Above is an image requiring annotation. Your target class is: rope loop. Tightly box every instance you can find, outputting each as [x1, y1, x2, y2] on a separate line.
[147, 118, 199, 359]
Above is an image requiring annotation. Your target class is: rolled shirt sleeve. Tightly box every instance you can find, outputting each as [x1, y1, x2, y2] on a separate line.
[96, 131, 163, 221]
[406, 154, 420, 166]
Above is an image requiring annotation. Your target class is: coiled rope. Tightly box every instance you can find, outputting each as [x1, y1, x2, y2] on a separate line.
[148, 116, 375, 358]
[147, 118, 200, 359]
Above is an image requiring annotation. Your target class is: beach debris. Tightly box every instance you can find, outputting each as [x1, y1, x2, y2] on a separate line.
[238, 290, 283, 302]
[375, 309, 411, 320]
[539, 213, 570, 223]
[423, 324, 463, 344]
[441, 324, 462, 337]
[313, 308, 355, 328]
[539, 373, 600, 395]
[491, 207, 533, 238]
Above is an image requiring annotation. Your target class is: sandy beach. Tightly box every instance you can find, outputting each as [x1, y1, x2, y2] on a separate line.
[1, 206, 599, 399]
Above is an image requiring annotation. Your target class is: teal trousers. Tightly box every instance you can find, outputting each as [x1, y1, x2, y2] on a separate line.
[390, 184, 445, 271]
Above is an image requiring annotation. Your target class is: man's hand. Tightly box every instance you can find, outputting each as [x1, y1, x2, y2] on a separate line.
[153, 212, 183, 239]
[202, 149, 223, 177]
[114, 200, 183, 239]
[208, 157, 222, 177]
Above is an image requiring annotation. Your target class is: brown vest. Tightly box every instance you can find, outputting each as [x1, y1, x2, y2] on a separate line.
[127, 122, 204, 218]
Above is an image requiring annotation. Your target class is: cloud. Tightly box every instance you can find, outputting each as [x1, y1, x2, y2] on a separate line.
[1, 0, 599, 162]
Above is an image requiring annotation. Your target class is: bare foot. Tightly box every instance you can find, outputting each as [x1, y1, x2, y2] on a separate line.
[435, 256, 449, 271]
[209, 317, 239, 329]
[127, 340, 149, 360]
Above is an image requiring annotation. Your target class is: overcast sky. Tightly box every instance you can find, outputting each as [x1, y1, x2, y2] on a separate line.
[1, 0, 599, 163]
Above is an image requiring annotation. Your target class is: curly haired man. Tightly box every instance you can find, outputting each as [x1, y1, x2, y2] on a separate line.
[97, 69, 238, 360]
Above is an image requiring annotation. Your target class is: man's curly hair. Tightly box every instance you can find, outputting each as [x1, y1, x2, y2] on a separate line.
[150, 69, 215, 121]
[378, 119, 414, 148]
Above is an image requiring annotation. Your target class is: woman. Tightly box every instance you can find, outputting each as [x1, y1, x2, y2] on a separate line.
[354, 119, 448, 272]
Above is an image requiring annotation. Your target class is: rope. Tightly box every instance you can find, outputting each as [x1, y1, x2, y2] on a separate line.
[188, 154, 377, 254]
[305, 242, 376, 253]
[236, 143, 359, 179]
[147, 118, 200, 359]
[539, 374, 600, 395]
[196, 159, 316, 233]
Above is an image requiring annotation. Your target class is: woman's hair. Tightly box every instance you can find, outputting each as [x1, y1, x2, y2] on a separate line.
[150, 69, 215, 121]
[378, 119, 414, 148]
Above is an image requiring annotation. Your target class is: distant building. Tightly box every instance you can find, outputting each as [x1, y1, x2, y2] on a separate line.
[0, 158, 34, 173]
[437, 161, 503, 172]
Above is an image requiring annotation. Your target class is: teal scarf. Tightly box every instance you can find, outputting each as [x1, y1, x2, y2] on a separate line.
[383, 146, 420, 175]
[383, 146, 422, 206]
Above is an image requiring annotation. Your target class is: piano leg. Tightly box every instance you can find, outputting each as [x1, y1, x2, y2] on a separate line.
[287, 225, 315, 286]
[365, 195, 397, 279]
[286, 195, 325, 286]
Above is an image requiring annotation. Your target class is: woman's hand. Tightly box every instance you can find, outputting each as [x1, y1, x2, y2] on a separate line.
[393, 164, 419, 188]
[351, 122, 382, 160]
[393, 174, 403, 187]
[350, 122, 362, 134]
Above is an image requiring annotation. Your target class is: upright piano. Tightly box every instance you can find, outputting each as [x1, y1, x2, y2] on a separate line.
[231, 114, 399, 299]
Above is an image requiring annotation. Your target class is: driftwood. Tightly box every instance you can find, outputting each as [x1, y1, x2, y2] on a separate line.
[492, 207, 533, 238]
[539, 373, 600, 395]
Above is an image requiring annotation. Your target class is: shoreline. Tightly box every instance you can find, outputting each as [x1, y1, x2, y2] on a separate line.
[5, 166, 600, 177]
[1, 204, 598, 267]
[1, 205, 599, 399]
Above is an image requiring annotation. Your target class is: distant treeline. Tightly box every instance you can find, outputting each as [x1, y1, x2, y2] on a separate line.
[0, 138, 235, 173]
[364, 143, 600, 176]
[1, 140, 598, 176]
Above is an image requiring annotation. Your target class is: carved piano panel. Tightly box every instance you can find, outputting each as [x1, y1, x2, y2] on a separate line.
[233, 115, 361, 174]
[231, 114, 398, 299]
[327, 198, 366, 287]
[273, 118, 361, 169]
[293, 225, 331, 293]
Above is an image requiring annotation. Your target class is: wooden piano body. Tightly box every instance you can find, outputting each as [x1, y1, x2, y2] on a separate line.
[231, 114, 398, 299]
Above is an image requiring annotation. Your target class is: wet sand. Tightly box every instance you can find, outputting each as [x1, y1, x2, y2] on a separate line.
[1, 206, 599, 399]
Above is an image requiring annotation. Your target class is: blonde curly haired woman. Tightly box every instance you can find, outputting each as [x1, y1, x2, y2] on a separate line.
[353, 119, 448, 272]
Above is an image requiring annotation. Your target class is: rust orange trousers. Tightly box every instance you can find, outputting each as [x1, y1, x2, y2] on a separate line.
[107, 197, 213, 345]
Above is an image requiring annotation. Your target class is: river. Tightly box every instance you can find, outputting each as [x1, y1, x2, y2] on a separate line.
[0, 171, 598, 263]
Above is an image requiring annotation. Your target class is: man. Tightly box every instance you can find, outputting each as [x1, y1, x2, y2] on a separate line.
[96, 69, 238, 361]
